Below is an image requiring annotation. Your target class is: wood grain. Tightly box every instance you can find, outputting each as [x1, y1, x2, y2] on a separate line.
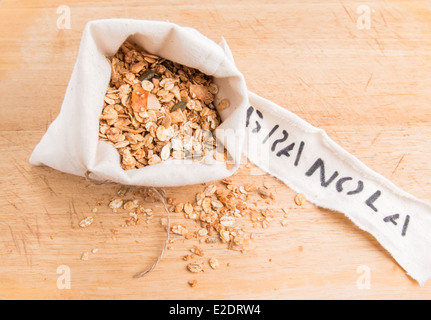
[1, 0, 431, 299]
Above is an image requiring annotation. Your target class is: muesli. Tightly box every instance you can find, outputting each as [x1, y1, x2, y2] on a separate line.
[99, 41, 229, 170]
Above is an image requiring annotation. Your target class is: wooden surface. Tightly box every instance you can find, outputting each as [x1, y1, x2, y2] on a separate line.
[1, 0, 431, 300]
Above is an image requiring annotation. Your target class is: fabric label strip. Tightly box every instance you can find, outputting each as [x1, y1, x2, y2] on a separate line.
[245, 91, 431, 286]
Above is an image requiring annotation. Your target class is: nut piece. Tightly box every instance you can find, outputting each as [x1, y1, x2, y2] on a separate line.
[208, 258, 220, 270]
[190, 84, 208, 100]
[79, 216, 94, 228]
[294, 193, 306, 206]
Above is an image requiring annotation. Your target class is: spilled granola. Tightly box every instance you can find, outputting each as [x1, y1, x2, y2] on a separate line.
[80, 178, 296, 286]
[294, 193, 306, 206]
[99, 41, 229, 170]
[79, 216, 94, 228]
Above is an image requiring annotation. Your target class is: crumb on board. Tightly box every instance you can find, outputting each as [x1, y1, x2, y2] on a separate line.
[208, 258, 220, 270]
[187, 262, 204, 273]
[294, 193, 306, 206]
[79, 216, 94, 228]
[81, 251, 89, 261]
[188, 279, 198, 287]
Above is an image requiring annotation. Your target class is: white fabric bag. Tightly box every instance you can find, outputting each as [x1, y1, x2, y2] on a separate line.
[30, 19, 431, 286]
[30, 19, 248, 186]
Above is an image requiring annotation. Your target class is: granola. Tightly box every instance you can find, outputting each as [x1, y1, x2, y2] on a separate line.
[171, 224, 188, 235]
[81, 251, 89, 261]
[167, 182, 277, 253]
[83, 178, 294, 285]
[99, 41, 229, 170]
[294, 193, 306, 206]
[188, 279, 198, 287]
[187, 262, 204, 273]
[208, 258, 220, 270]
[79, 216, 94, 228]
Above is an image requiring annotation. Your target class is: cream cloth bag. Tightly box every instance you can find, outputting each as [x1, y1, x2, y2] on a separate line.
[30, 19, 248, 186]
[30, 19, 431, 286]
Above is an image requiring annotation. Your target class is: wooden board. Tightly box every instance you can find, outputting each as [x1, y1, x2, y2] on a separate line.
[1, 0, 431, 299]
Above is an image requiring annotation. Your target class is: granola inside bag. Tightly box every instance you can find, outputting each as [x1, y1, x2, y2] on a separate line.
[30, 19, 249, 186]
[100, 41, 231, 171]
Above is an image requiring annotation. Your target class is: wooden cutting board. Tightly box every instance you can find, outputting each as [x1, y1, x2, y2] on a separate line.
[1, 0, 431, 299]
